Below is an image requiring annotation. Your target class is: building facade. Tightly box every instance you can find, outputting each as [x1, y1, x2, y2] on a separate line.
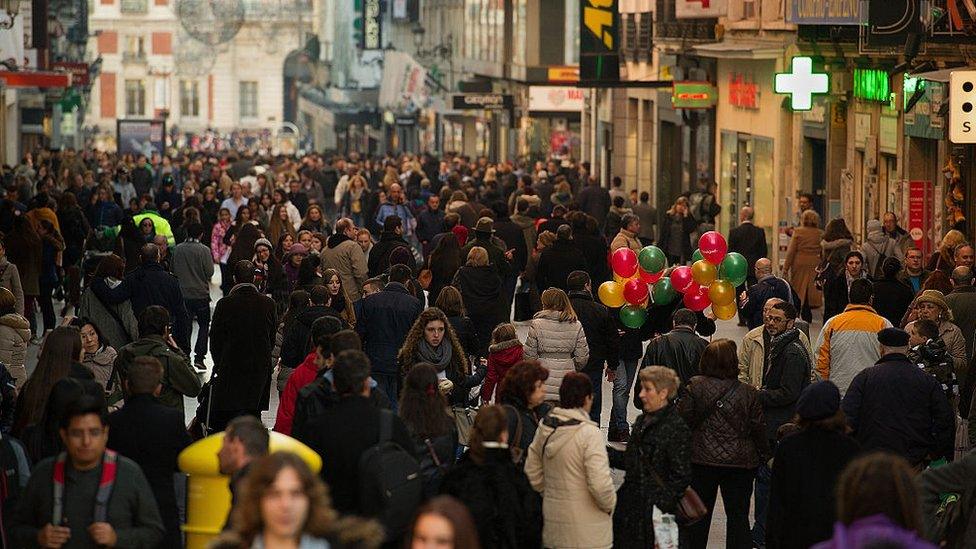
[88, 0, 311, 138]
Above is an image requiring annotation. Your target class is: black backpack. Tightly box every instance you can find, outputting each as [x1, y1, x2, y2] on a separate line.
[358, 410, 423, 542]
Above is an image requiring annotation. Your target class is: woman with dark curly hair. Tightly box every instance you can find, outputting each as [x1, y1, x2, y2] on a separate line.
[214, 452, 383, 549]
[497, 360, 551, 466]
[398, 307, 483, 406]
[399, 363, 458, 496]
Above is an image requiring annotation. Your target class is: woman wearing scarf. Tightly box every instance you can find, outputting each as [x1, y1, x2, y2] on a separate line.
[398, 307, 485, 406]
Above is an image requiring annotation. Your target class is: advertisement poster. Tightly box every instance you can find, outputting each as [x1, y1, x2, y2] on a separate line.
[908, 180, 932, 255]
[117, 119, 166, 157]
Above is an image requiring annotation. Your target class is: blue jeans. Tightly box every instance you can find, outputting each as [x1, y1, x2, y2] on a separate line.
[610, 359, 639, 432]
[752, 461, 772, 548]
[585, 368, 603, 425]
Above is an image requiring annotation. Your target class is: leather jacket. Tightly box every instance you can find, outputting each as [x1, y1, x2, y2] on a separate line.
[677, 376, 769, 468]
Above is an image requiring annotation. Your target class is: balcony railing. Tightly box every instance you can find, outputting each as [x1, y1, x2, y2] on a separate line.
[654, 19, 717, 42]
[120, 0, 148, 13]
[122, 51, 147, 63]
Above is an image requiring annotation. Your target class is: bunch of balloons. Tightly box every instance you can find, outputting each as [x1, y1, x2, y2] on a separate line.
[596, 231, 749, 328]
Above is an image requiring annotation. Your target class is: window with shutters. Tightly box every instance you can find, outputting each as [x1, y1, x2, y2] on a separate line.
[622, 13, 637, 61]
[637, 12, 652, 61]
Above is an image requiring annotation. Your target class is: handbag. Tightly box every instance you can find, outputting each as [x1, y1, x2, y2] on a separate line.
[647, 467, 708, 526]
[451, 405, 478, 446]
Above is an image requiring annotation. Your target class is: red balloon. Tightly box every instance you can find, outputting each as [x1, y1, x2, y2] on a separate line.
[623, 279, 649, 305]
[638, 269, 664, 284]
[699, 231, 729, 265]
[683, 289, 711, 311]
[611, 248, 639, 278]
[670, 266, 695, 293]
[685, 282, 702, 296]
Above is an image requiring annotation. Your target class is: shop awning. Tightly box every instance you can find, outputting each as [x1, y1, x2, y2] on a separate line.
[911, 67, 976, 83]
[691, 41, 785, 60]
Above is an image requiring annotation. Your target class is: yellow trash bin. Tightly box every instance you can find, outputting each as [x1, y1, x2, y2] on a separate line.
[178, 431, 322, 549]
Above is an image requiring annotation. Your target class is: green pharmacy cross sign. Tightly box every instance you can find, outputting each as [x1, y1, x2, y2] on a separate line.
[775, 57, 829, 111]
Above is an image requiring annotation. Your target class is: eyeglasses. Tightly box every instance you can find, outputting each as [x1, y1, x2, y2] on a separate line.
[763, 315, 788, 323]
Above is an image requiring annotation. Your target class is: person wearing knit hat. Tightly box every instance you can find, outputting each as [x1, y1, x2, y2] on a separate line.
[796, 381, 842, 421]
[842, 321, 954, 467]
[254, 238, 273, 252]
[904, 290, 968, 377]
[766, 380, 860, 549]
[283, 243, 309, 291]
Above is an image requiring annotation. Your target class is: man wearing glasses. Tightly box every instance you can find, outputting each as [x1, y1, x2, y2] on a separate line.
[748, 301, 813, 549]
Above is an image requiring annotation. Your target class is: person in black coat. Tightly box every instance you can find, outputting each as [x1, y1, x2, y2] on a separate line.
[739, 259, 793, 330]
[658, 200, 698, 265]
[728, 207, 768, 288]
[568, 211, 611, 285]
[356, 265, 423, 406]
[94, 243, 190, 353]
[206, 260, 278, 432]
[367, 216, 413, 277]
[440, 405, 542, 549]
[842, 328, 954, 467]
[452, 251, 504, 358]
[872, 257, 915, 327]
[758, 303, 811, 443]
[300, 350, 414, 516]
[108, 357, 192, 549]
[767, 382, 861, 549]
[491, 203, 528, 273]
[279, 286, 347, 371]
[575, 177, 611, 227]
[536, 225, 588, 293]
[822, 251, 869, 322]
[637, 309, 708, 406]
[567, 272, 619, 425]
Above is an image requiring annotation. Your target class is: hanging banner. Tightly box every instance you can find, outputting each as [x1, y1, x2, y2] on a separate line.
[529, 86, 585, 111]
[378, 51, 429, 112]
[676, 0, 728, 18]
[908, 180, 933, 255]
[580, 0, 620, 84]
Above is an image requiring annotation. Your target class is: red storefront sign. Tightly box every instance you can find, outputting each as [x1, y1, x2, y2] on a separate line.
[908, 180, 933, 256]
[729, 73, 758, 109]
[51, 62, 89, 86]
[0, 71, 71, 88]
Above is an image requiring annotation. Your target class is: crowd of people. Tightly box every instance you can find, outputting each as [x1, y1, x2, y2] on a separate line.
[0, 147, 969, 548]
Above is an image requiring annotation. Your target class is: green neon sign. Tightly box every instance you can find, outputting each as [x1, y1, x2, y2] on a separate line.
[853, 68, 891, 102]
[774, 56, 829, 111]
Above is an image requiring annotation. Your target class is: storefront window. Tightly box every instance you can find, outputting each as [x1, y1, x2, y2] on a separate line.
[719, 132, 773, 233]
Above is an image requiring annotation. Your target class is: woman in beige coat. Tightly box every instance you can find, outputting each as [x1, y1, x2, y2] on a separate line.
[783, 209, 824, 323]
[525, 372, 616, 549]
[0, 288, 29, 389]
[524, 288, 589, 403]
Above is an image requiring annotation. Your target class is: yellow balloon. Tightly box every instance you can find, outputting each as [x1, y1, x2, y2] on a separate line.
[707, 280, 736, 307]
[692, 260, 717, 286]
[713, 302, 738, 321]
[598, 281, 626, 308]
[613, 272, 638, 284]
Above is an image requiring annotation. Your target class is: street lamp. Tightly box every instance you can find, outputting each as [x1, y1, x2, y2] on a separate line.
[0, 0, 20, 30]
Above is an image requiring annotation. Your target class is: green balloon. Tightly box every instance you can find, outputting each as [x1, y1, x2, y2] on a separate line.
[652, 278, 676, 305]
[638, 246, 667, 274]
[619, 305, 647, 329]
[719, 252, 748, 287]
[692, 249, 704, 263]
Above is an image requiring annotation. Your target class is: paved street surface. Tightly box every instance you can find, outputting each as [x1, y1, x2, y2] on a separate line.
[30, 271, 823, 548]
